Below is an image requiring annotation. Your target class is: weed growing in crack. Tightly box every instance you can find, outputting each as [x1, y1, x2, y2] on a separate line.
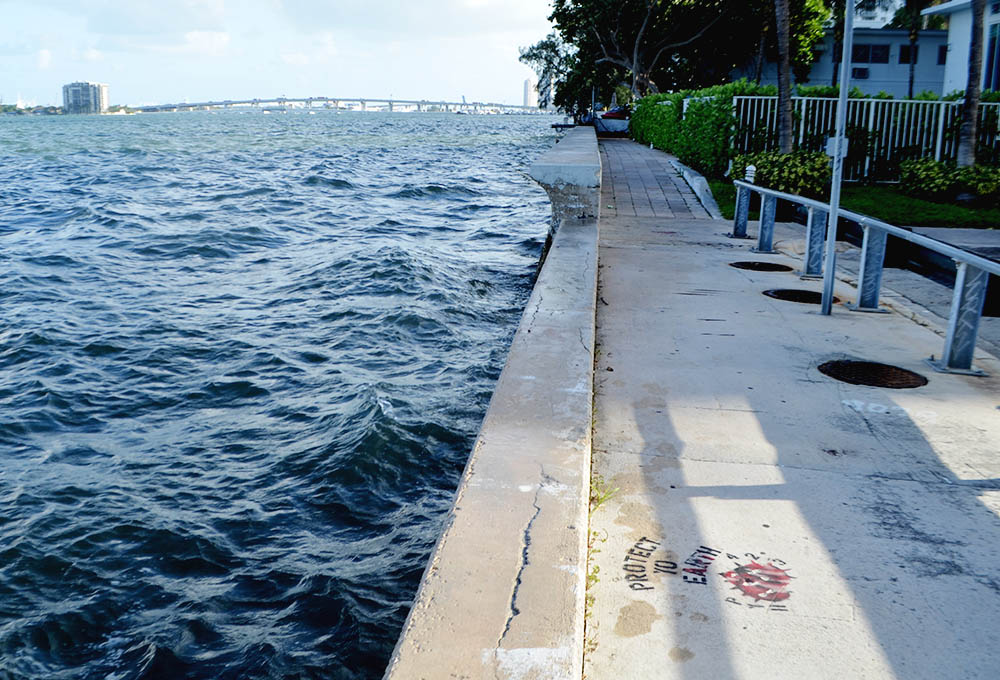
[589, 474, 618, 517]
[583, 529, 607, 662]
[584, 473, 615, 664]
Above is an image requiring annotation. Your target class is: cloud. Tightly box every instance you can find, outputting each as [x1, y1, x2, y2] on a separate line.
[281, 52, 310, 66]
[278, 31, 338, 66]
[82, 47, 103, 61]
[277, 0, 549, 39]
[177, 30, 230, 56]
[36, 48, 52, 69]
[0, 41, 32, 57]
[25, 0, 226, 35]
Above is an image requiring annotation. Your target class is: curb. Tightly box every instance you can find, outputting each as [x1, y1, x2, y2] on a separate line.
[669, 159, 724, 220]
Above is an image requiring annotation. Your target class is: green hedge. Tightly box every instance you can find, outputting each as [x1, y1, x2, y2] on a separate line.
[732, 151, 832, 199]
[630, 81, 1000, 182]
[630, 80, 776, 178]
[900, 158, 1000, 204]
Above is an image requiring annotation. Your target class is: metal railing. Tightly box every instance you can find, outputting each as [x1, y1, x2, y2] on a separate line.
[732, 174, 999, 374]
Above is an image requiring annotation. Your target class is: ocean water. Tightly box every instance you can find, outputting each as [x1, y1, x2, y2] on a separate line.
[0, 111, 553, 679]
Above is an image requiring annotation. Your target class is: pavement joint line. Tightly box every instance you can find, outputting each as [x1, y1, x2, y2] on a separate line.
[592, 447, 1000, 488]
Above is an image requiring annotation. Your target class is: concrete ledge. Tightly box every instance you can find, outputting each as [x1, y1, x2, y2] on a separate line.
[670, 159, 724, 220]
[385, 141, 600, 679]
[530, 127, 601, 230]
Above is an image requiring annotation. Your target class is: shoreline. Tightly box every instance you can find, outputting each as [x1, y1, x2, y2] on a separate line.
[384, 127, 601, 679]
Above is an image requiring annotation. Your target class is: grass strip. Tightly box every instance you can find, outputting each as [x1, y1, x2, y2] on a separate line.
[708, 180, 1000, 229]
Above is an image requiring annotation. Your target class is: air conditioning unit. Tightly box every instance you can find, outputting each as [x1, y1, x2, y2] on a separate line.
[852, 67, 870, 80]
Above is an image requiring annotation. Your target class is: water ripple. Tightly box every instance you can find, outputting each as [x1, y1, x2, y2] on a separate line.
[0, 111, 552, 678]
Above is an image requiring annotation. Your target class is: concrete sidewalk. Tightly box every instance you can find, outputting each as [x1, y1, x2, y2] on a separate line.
[585, 140, 1000, 679]
[770, 223, 1000, 359]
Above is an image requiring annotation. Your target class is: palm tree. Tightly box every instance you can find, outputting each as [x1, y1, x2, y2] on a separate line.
[886, 1, 944, 99]
[957, 0, 987, 167]
[775, 0, 794, 152]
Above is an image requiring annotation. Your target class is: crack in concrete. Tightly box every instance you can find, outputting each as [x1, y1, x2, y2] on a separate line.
[528, 290, 543, 328]
[496, 467, 549, 654]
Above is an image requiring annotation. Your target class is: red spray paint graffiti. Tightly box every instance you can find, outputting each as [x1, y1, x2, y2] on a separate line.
[721, 561, 793, 602]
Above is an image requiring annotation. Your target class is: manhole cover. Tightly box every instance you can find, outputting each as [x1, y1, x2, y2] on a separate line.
[730, 261, 794, 272]
[763, 289, 839, 304]
[818, 360, 928, 388]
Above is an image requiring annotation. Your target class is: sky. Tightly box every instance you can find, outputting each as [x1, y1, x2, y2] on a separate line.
[1, 0, 555, 107]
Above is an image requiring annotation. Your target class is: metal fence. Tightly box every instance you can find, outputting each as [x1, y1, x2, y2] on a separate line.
[730, 96, 1000, 181]
[731, 174, 999, 374]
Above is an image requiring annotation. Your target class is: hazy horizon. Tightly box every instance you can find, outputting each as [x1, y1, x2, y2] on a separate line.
[2, 0, 553, 108]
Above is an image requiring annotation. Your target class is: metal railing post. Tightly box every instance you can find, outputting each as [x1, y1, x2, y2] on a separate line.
[929, 262, 989, 374]
[848, 226, 889, 312]
[934, 102, 946, 162]
[732, 165, 755, 239]
[756, 194, 777, 253]
[803, 207, 826, 278]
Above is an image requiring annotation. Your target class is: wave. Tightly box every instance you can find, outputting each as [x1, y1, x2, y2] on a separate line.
[387, 183, 483, 199]
[0, 112, 552, 679]
[303, 175, 355, 189]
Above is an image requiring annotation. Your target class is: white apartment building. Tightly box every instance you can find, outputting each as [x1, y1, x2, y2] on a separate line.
[62, 81, 109, 114]
[923, 0, 1000, 93]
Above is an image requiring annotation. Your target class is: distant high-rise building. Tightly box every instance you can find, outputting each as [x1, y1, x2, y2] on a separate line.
[523, 79, 539, 109]
[855, 0, 899, 28]
[62, 81, 109, 114]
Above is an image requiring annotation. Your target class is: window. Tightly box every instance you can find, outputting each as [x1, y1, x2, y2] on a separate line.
[852, 67, 870, 80]
[852, 44, 889, 64]
[938, 44, 948, 66]
[899, 45, 918, 64]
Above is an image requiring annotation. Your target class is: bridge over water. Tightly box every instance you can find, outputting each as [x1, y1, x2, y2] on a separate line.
[133, 95, 543, 114]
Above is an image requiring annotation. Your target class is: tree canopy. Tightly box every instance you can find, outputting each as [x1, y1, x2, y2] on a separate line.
[521, 0, 831, 113]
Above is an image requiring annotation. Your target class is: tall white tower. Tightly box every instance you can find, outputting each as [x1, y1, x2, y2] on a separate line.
[523, 79, 539, 108]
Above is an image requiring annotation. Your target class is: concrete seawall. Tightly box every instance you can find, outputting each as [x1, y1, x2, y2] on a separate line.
[384, 127, 601, 679]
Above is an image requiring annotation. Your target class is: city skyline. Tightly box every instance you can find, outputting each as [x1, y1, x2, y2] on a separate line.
[1, 0, 553, 108]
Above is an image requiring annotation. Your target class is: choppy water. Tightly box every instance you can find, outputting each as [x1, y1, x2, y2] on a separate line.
[0, 111, 552, 678]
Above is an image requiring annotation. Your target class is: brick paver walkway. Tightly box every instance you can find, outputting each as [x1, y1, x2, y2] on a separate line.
[599, 139, 710, 220]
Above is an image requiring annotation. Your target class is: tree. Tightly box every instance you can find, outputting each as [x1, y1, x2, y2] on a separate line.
[750, 0, 830, 83]
[957, 0, 987, 167]
[888, 2, 940, 99]
[876, 1, 943, 98]
[519, 32, 574, 108]
[775, 0, 795, 152]
[549, 0, 733, 98]
[523, 0, 829, 113]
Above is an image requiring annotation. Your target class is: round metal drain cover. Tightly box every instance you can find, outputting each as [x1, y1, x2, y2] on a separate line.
[818, 360, 928, 388]
[730, 261, 794, 272]
[763, 289, 839, 304]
